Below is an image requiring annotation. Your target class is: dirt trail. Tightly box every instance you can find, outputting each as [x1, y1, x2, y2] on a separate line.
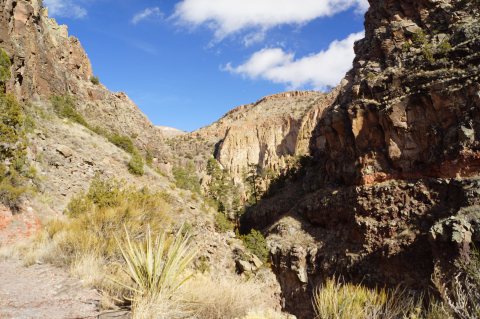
[0, 205, 117, 319]
[0, 259, 101, 319]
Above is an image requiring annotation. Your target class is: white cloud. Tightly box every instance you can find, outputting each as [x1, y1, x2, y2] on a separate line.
[131, 7, 164, 25]
[43, 0, 87, 19]
[174, 0, 368, 40]
[225, 31, 364, 90]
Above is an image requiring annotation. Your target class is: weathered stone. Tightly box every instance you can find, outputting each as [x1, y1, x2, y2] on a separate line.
[55, 145, 73, 158]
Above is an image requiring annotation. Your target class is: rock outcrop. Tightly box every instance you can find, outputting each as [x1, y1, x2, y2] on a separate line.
[0, 0, 165, 152]
[171, 90, 338, 187]
[242, 0, 480, 317]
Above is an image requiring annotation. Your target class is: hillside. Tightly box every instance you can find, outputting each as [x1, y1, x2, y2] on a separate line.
[0, 1, 286, 318]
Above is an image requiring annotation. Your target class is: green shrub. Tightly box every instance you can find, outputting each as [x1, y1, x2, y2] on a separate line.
[108, 133, 136, 155]
[173, 162, 201, 193]
[413, 29, 428, 46]
[0, 49, 11, 91]
[215, 212, 234, 233]
[90, 75, 100, 85]
[0, 94, 30, 208]
[128, 152, 145, 176]
[0, 168, 29, 209]
[241, 229, 268, 263]
[422, 43, 435, 63]
[66, 177, 124, 217]
[50, 95, 89, 127]
[438, 39, 452, 55]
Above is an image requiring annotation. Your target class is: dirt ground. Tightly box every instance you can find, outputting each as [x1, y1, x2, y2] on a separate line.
[0, 259, 101, 319]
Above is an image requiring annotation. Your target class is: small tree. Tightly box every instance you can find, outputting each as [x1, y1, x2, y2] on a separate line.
[245, 164, 263, 204]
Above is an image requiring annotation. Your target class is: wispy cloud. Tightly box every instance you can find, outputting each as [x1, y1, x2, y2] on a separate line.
[225, 31, 364, 90]
[174, 0, 368, 42]
[43, 0, 87, 19]
[131, 7, 163, 25]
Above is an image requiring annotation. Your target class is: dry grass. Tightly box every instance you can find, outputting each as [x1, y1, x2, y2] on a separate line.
[12, 176, 284, 318]
[180, 274, 276, 319]
[240, 309, 288, 319]
[312, 278, 423, 319]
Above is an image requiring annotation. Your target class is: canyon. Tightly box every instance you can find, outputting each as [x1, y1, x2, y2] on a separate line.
[0, 0, 479, 318]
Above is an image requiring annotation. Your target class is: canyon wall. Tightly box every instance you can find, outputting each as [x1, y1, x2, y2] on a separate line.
[242, 0, 480, 317]
[0, 0, 164, 152]
[174, 90, 338, 186]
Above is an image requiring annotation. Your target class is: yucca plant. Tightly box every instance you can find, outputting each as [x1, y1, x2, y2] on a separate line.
[115, 225, 197, 302]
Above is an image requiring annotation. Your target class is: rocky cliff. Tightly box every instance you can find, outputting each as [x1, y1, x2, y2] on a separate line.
[171, 90, 338, 187]
[242, 0, 480, 317]
[0, 0, 164, 152]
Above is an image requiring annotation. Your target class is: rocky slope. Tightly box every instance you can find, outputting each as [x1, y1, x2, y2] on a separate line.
[171, 90, 338, 186]
[0, 0, 165, 153]
[0, 2, 286, 317]
[242, 0, 480, 317]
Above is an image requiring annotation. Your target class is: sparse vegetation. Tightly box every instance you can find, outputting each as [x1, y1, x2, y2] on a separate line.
[51, 95, 89, 127]
[432, 249, 480, 319]
[50, 95, 146, 175]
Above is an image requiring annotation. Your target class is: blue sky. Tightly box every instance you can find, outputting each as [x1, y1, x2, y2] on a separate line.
[44, 0, 367, 132]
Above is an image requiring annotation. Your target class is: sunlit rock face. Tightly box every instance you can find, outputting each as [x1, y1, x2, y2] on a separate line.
[0, 0, 165, 153]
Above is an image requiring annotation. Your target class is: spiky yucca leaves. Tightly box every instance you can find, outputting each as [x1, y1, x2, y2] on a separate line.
[116, 225, 197, 302]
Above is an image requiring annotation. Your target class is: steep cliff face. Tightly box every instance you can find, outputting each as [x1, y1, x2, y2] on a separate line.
[311, 0, 480, 186]
[216, 91, 338, 181]
[172, 91, 338, 186]
[242, 1, 480, 317]
[0, 0, 164, 152]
